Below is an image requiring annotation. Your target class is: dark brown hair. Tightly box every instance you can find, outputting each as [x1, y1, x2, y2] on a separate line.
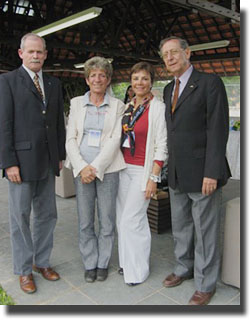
[130, 62, 155, 84]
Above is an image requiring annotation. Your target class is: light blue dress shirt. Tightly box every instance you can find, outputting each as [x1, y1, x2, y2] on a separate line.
[80, 91, 109, 164]
[172, 64, 193, 100]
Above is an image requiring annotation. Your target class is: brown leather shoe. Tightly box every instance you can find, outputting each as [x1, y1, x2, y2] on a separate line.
[188, 289, 216, 305]
[19, 274, 36, 294]
[33, 265, 60, 281]
[163, 273, 192, 287]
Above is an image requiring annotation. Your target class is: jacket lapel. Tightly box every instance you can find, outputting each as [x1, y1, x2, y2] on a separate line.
[165, 80, 174, 119]
[102, 102, 115, 140]
[78, 99, 87, 136]
[43, 73, 52, 108]
[18, 66, 44, 104]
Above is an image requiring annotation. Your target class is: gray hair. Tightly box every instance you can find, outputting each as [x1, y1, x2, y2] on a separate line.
[20, 33, 46, 50]
[84, 56, 113, 79]
[159, 36, 189, 57]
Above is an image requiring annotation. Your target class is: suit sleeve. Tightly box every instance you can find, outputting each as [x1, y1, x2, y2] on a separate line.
[0, 75, 19, 169]
[204, 75, 229, 179]
[56, 80, 66, 160]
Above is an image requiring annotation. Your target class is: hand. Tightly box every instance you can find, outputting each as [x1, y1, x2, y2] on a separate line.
[59, 161, 63, 171]
[5, 166, 22, 184]
[145, 179, 157, 200]
[80, 165, 97, 184]
[202, 177, 217, 196]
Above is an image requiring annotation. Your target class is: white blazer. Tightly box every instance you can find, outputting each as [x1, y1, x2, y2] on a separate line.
[65, 93, 126, 181]
[138, 96, 168, 190]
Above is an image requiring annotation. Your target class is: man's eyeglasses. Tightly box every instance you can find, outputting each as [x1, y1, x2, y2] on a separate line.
[160, 49, 184, 59]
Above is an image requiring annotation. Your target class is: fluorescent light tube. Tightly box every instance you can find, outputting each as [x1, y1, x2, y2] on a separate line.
[33, 7, 102, 37]
[190, 40, 230, 51]
[74, 63, 85, 69]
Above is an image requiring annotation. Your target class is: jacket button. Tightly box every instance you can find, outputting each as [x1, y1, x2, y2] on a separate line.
[42, 110, 46, 114]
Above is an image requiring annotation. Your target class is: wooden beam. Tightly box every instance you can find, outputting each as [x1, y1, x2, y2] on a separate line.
[110, 0, 131, 48]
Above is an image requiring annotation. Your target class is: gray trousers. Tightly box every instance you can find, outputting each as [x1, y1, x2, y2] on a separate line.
[8, 169, 57, 275]
[75, 172, 119, 270]
[169, 185, 222, 292]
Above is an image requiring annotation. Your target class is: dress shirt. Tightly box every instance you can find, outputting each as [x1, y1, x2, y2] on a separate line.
[79, 91, 109, 164]
[22, 64, 45, 98]
[172, 64, 193, 100]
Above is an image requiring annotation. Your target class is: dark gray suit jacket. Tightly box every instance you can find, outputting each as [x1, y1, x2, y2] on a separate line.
[0, 66, 66, 181]
[164, 68, 231, 193]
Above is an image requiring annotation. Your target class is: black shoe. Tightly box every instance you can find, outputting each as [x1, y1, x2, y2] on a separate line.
[96, 268, 108, 281]
[84, 269, 97, 283]
[127, 282, 140, 286]
[118, 268, 123, 275]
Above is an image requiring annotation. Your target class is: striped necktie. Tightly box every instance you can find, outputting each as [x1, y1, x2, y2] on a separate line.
[171, 78, 180, 113]
[33, 73, 44, 101]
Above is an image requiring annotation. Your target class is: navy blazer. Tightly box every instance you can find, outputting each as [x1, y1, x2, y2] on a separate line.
[164, 68, 231, 192]
[0, 66, 66, 181]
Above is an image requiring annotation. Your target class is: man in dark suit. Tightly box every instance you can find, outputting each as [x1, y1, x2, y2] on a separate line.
[0, 33, 66, 294]
[159, 36, 231, 305]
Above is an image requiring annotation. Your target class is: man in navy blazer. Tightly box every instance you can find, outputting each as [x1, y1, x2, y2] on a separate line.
[0, 33, 66, 293]
[160, 36, 231, 305]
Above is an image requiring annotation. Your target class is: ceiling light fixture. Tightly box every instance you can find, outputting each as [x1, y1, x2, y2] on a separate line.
[190, 40, 230, 51]
[74, 63, 85, 69]
[32, 7, 102, 37]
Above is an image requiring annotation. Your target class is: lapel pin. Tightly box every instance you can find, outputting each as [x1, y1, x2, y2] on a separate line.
[190, 85, 194, 88]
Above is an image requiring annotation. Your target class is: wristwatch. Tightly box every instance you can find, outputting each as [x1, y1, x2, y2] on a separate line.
[149, 174, 160, 183]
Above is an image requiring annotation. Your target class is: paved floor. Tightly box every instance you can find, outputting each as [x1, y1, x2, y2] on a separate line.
[0, 177, 240, 306]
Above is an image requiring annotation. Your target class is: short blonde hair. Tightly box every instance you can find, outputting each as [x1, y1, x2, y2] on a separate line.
[84, 56, 113, 79]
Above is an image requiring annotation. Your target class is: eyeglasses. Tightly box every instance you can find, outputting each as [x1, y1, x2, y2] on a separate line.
[160, 48, 184, 59]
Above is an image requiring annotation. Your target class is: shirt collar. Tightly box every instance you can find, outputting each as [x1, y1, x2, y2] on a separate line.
[82, 91, 110, 108]
[175, 64, 193, 83]
[22, 64, 43, 81]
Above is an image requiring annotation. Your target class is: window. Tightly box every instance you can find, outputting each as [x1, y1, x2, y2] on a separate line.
[3, 0, 34, 17]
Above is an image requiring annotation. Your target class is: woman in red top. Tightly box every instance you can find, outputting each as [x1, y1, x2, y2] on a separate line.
[116, 62, 168, 285]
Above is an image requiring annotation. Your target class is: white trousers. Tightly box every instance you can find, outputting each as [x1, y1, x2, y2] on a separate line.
[116, 164, 151, 283]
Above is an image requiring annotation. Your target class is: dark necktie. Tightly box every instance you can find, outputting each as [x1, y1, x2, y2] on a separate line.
[171, 78, 180, 113]
[33, 73, 44, 101]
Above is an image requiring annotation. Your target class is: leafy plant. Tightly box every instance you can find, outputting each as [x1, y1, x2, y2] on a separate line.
[0, 286, 15, 305]
[232, 120, 240, 131]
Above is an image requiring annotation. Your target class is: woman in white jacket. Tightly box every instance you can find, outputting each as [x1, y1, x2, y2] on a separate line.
[116, 62, 168, 285]
[65, 57, 125, 283]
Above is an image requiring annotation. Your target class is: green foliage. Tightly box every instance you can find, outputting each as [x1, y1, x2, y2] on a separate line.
[221, 76, 240, 84]
[111, 82, 130, 101]
[222, 76, 240, 108]
[232, 120, 240, 131]
[0, 286, 15, 305]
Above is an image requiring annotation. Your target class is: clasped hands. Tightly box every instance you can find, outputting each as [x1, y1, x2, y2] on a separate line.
[80, 165, 97, 184]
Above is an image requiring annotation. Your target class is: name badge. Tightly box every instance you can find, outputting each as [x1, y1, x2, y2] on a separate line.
[88, 130, 101, 147]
